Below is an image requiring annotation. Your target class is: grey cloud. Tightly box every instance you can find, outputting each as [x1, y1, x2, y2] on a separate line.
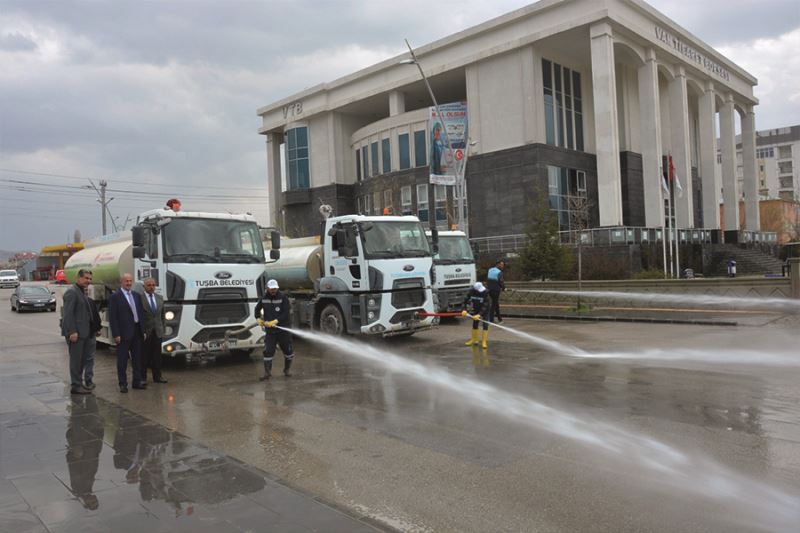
[0, 31, 37, 51]
[1, 0, 798, 251]
[649, 0, 800, 46]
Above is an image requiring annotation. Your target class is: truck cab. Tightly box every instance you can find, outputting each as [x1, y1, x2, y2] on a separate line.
[267, 215, 436, 337]
[132, 210, 268, 357]
[426, 230, 476, 312]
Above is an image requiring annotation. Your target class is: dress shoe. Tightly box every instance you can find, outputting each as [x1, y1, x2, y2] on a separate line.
[71, 386, 91, 395]
[120, 385, 128, 393]
[84, 382, 96, 390]
[153, 378, 168, 383]
[132, 383, 147, 390]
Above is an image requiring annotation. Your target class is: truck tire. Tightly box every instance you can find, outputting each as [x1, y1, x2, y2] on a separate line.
[318, 303, 346, 336]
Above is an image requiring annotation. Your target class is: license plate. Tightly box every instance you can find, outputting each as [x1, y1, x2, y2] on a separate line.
[209, 339, 236, 350]
[35, 304, 44, 307]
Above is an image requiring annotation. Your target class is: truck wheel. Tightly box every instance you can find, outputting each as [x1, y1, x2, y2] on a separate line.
[319, 303, 346, 336]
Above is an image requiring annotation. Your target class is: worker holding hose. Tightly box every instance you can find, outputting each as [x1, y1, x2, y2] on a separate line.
[462, 282, 492, 349]
[255, 279, 294, 380]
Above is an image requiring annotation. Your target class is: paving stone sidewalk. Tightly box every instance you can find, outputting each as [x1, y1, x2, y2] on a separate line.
[0, 361, 385, 533]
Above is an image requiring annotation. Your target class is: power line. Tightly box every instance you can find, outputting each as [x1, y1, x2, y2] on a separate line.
[0, 167, 268, 192]
[0, 178, 269, 200]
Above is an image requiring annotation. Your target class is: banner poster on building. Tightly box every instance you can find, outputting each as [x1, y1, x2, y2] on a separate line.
[429, 101, 468, 186]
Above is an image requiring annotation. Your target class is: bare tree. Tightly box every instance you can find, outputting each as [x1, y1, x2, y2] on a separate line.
[567, 195, 592, 310]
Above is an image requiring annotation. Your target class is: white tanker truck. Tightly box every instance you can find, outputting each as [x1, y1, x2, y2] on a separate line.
[65, 209, 280, 360]
[426, 230, 476, 313]
[264, 214, 436, 336]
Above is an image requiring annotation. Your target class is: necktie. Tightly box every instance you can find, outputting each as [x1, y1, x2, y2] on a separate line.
[125, 291, 139, 323]
[149, 294, 156, 313]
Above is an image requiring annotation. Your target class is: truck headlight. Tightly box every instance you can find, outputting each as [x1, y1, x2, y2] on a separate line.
[367, 311, 376, 320]
[367, 298, 376, 307]
[165, 311, 175, 321]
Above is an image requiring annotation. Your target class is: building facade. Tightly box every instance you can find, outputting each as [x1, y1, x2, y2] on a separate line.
[258, 0, 760, 240]
[721, 125, 799, 204]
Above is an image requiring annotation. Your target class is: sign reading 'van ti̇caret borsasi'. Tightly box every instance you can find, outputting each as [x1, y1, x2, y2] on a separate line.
[429, 102, 468, 186]
[654, 26, 731, 82]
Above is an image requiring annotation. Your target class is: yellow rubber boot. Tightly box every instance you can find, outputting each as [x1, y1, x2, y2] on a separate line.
[465, 329, 479, 346]
[481, 330, 489, 349]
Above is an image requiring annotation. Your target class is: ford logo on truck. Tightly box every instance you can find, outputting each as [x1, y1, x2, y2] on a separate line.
[403, 265, 415, 272]
[215, 271, 233, 280]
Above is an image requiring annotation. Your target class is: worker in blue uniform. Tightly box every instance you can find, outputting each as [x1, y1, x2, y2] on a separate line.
[486, 259, 506, 323]
[255, 279, 294, 380]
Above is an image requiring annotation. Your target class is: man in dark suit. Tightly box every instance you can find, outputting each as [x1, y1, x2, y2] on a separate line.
[140, 277, 167, 384]
[108, 272, 146, 393]
[61, 268, 96, 394]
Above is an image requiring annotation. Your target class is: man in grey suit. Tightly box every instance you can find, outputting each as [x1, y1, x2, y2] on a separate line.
[140, 277, 167, 384]
[61, 269, 98, 394]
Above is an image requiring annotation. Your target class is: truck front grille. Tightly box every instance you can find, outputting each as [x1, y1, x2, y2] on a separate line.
[191, 327, 252, 343]
[391, 278, 425, 309]
[195, 288, 249, 325]
[443, 278, 471, 286]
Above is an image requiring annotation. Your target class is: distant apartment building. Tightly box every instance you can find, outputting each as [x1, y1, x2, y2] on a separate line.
[718, 125, 799, 203]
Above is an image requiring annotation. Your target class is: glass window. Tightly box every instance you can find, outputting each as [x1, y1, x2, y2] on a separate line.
[398, 133, 410, 170]
[364, 193, 371, 214]
[163, 218, 264, 263]
[285, 126, 309, 190]
[401, 186, 412, 215]
[414, 130, 427, 167]
[416, 184, 429, 222]
[384, 189, 393, 212]
[362, 146, 369, 178]
[371, 142, 379, 175]
[778, 145, 792, 159]
[434, 184, 447, 222]
[542, 60, 583, 152]
[382, 138, 391, 174]
[373, 191, 381, 215]
[355, 149, 361, 182]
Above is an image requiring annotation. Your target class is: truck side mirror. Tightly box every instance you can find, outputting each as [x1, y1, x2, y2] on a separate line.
[271, 230, 280, 250]
[132, 246, 145, 259]
[132, 226, 145, 247]
[270, 250, 280, 260]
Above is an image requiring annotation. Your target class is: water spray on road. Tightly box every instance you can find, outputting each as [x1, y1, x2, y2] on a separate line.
[487, 320, 800, 368]
[279, 326, 800, 531]
[515, 289, 800, 313]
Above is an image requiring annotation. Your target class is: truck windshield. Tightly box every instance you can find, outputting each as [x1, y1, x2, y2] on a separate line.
[163, 218, 265, 263]
[359, 221, 431, 259]
[435, 236, 474, 264]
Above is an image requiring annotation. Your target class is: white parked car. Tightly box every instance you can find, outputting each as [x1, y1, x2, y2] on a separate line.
[0, 270, 20, 288]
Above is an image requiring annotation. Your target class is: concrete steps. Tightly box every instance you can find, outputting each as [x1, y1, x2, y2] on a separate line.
[710, 244, 784, 276]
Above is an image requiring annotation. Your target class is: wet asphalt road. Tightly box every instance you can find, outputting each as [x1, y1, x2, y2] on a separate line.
[2, 284, 800, 532]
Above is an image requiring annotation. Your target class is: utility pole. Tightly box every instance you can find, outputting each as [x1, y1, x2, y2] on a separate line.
[88, 179, 113, 235]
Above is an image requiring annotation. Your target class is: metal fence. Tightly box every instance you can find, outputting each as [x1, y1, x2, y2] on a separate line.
[470, 228, 779, 255]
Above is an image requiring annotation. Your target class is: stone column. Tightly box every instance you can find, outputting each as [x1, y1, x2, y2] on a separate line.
[719, 94, 739, 235]
[637, 49, 663, 228]
[741, 106, 760, 230]
[590, 22, 623, 226]
[668, 66, 694, 228]
[265, 132, 283, 227]
[389, 91, 406, 117]
[698, 82, 719, 229]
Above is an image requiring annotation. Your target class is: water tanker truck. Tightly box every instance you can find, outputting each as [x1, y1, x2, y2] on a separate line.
[264, 214, 436, 336]
[65, 209, 280, 361]
[426, 230, 476, 312]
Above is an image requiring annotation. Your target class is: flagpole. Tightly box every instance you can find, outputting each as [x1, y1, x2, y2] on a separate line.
[674, 223, 681, 278]
[660, 165, 668, 278]
[667, 186, 673, 277]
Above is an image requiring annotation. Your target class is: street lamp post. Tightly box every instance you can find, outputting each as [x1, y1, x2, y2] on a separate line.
[400, 40, 468, 236]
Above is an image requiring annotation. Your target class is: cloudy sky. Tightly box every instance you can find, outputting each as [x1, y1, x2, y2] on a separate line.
[1, 0, 799, 252]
